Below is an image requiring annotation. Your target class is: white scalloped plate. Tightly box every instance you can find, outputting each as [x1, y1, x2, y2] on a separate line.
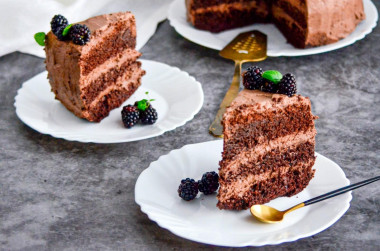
[135, 140, 351, 247]
[14, 59, 204, 143]
[168, 0, 378, 56]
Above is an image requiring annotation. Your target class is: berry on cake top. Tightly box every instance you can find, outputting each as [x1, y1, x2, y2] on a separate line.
[242, 66, 297, 97]
[35, 14, 91, 46]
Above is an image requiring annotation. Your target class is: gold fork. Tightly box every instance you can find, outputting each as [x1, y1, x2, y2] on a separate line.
[209, 30, 267, 137]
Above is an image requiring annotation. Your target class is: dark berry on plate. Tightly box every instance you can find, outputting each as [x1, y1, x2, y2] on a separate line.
[140, 105, 158, 125]
[242, 66, 264, 90]
[279, 73, 297, 97]
[178, 178, 198, 201]
[121, 105, 140, 128]
[198, 171, 219, 195]
[55, 26, 69, 41]
[51, 15, 68, 35]
[261, 79, 278, 93]
[69, 24, 91, 45]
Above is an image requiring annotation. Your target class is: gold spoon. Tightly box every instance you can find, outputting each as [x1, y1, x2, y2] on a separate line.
[209, 30, 267, 137]
[250, 176, 380, 223]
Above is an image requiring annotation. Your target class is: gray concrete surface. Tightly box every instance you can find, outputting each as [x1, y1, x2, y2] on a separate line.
[1, 10, 379, 250]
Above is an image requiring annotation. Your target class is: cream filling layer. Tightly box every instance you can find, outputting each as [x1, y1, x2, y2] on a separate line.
[221, 127, 316, 176]
[89, 66, 145, 107]
[80, 48, 141, 87]
[219, 159, 315, 200]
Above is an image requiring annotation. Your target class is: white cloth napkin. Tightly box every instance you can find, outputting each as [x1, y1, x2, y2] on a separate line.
[0, 0, 173, 58]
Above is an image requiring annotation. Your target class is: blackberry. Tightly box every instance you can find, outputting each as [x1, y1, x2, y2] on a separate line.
[55, 26, 69, 41]
[121, 105, 140, 128]
[140, 105, 158, 125]
[261, 79, 278, 93]
[178, 178, 198, 201]
[51, 14, 68, 34]
[198, 171, 219, 195]
[242, 66, 264, 90]
[279, 73, 297, 97]
[69, 24, 91, 45]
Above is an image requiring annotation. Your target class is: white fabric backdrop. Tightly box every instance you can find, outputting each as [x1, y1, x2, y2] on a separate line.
[0, 0, 174, 58]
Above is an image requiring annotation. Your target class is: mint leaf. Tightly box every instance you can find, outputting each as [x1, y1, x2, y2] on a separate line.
[136, 92, 155, 111]
[34, 32, 46, 46]
[262, 70, 283, 84]
[62, 24, 72, 37]
[137, 99, 148, 111]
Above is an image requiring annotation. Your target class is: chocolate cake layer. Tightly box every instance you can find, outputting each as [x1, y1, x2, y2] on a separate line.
[83, 49, 141, 84]
[191, 8, 269, 33]
[187, 0, 257, 10]
[220, 130, 316, 182]
[81, 61, 142, 106]
[85, 74, 143, 122]
[217, 161, 315, 210]
[220, 141, 315, 183]
[186, 0, 270, 32]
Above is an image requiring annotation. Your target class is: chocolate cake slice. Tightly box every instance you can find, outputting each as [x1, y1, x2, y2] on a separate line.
[217, 90, 318, 210]
[45, 12, 145, 122]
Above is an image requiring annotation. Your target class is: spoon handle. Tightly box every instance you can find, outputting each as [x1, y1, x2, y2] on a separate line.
[304, 176, 380, 206]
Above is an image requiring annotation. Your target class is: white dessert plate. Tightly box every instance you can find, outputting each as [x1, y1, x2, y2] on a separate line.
[135, 140, 351, 247]
[14, 59, 204, 143]
[168, 0, 378, 56]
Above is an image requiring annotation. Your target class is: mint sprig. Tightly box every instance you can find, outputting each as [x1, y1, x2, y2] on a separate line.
[262, 70, 283, 84]
[34, 23, 72, 47]
[136, 92, 155, 111]
[34, 32, 46, 46]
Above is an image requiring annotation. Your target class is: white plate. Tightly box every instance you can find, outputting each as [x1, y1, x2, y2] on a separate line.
[168, 0, 378, 56]
[135, 140, 351, 247]
[14, 59, 204, 143]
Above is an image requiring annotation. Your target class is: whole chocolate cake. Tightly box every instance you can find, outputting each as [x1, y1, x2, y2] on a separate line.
[45, 12, 145, 122]
[217, 89, 318, 210]
[185, 0, 366, 48]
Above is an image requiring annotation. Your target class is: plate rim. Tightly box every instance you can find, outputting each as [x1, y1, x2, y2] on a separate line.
[14, 59, 204, 143]
[168, 0, 378, 57]
[135, 140, 352, 247]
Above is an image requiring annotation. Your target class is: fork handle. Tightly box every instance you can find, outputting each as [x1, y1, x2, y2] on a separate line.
[209, 60, 241, 137]
[304, 176, 380, 206]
